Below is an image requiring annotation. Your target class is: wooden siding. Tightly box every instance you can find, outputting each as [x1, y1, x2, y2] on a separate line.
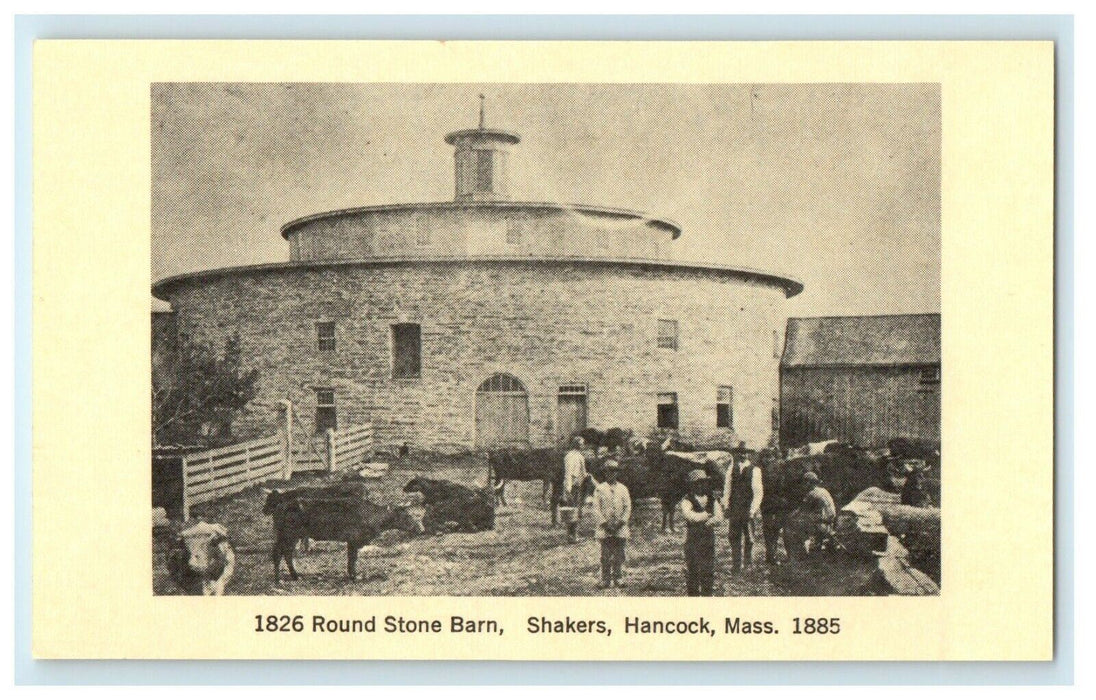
[780, 365, 940, 448]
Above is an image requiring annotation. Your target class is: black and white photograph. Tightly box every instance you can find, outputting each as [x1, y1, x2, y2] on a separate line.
[151, 82, 941, 598]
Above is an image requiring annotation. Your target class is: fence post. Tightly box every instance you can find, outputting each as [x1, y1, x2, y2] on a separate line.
[326, 428, 337, 472]
[280, 399, 294, 480]
[181, 455, 191, 521]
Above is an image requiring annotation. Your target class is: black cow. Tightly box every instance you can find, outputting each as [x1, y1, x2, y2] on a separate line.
[653, 450, 728, 532]
[578, 428, 605, 450]
[404, 476, 479, 503]
[756, 449, 890, 562]
[403, 477, 495, 533]
[585, 453, 657, 498]
[263, 486, 424, 583]
[487, 448, 562, 515]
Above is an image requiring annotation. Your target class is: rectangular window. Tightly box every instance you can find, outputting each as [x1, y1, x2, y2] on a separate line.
[476, 150, 493, 191]
[773, 329, 781, 358]
[657, 319, 678, 350]
[920, 366, 941, 385]
[716, 386, 733, 428]
[657, 392, 679, 429]
[316, 321, 335, 352]
[391, 323, 422, 379]
[315, 388, 337, 435]
[772, 397, 780, 432]
[415, 216, 431, 246]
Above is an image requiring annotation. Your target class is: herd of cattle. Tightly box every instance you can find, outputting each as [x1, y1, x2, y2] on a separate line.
[162, 432, 940, 595]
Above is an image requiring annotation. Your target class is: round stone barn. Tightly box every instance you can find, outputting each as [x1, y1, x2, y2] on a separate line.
[153, 107, 802, 453]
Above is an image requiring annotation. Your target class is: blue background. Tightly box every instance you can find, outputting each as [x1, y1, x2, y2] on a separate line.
[13, 14, 1074, 685]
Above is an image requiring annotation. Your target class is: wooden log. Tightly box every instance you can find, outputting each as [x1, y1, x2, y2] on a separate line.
[874, 553, 939, 595]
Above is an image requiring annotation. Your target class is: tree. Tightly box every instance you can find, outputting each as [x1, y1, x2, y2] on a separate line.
[153, 333, 260, 448]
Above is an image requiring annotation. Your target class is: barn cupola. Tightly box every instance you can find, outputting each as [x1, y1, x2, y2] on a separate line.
[444, 95, 521, 202]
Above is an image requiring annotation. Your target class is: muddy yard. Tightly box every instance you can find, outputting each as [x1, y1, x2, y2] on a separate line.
[154, 452, 877, 597]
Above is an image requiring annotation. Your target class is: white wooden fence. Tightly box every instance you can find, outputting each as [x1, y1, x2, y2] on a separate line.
[327, 423, 375, 472]
[181, 434, 285, 519]
[178, 407, 377, 518]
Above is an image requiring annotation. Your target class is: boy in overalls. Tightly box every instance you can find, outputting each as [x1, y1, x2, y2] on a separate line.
[679, 468, 724, 596]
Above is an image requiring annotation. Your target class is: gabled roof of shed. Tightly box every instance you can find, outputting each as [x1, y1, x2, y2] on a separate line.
[782, 313, 940, 368]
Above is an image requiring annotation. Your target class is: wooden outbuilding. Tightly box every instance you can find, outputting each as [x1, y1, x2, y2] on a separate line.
[779, 314, 940, 448]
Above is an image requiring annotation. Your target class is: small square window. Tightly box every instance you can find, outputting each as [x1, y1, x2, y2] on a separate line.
[657, 319, 678, 350]
[716, 386, 733, 429]
[657, 392, 679, 429]
[920, 366, 941, 385]
[392, 323, 422, 379]
[316, 321, 336, 352]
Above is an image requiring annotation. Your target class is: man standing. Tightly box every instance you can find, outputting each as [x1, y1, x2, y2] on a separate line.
[679, 469, 724, 596]
[593, 460, 631, 589]
[561, 436, 588, 542]
[759, 449, 787, 565]
[722, 450, 763, 573]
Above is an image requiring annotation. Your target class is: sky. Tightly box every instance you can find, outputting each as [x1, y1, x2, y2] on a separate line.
[152, 83, 940, 318]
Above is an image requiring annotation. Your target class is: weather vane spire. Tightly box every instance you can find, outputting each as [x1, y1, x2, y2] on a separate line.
[478, 94, 486, 129]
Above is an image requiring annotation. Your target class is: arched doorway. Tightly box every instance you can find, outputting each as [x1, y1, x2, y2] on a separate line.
[475, 373, 530, 448]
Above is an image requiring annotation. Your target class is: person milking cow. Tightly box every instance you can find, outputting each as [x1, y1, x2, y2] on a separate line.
[560, 435, 588, 543]
[722, 449, 764, 573]
[794, 471, 837, 555]
[679, 468, 725, 596]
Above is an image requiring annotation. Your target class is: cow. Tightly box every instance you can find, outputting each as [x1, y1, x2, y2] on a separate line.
[487, 447, 562, 514]
[263, 486, 424, 583]
[403, 477, 495, 533]
[578, 428, 605, 451]
[166, 521, 236, 595]
[755, 448, 891, 562]
[404, 476, 479, 503]
[654, 449, 731, 532]
[602, 427, 634, 453]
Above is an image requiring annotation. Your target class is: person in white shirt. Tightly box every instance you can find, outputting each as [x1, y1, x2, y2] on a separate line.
[593, 460, 631, 589]
[561, 436, 588, 543]
[722, 450, 764, 573]
[679, 469, 725, 596]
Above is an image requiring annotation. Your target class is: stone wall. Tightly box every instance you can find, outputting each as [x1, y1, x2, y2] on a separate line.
[162, 261, 787, 452]
[285, 204, 675, 264]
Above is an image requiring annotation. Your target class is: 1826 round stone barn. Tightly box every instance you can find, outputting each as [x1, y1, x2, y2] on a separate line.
[152, 102, 803, 452]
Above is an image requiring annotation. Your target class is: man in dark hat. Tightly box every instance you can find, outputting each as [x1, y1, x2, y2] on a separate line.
[722, 450, 763, 573]
[679, 468, 724, 596]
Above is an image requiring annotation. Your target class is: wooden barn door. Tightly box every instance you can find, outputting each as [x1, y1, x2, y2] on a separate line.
[475, 373, 530, 449]
[556, 383, 588, 445]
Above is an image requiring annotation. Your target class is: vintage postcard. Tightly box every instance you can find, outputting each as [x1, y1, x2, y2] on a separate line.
[32, 41, 1053, 661]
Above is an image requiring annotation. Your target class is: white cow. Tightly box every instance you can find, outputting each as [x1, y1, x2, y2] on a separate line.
[167, 521, 236, 595]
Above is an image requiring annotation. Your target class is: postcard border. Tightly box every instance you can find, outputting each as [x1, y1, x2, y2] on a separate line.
[14, 13, 1074, 685]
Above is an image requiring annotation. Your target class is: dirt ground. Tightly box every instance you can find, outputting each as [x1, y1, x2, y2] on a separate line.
[153, 451, 880, 597]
